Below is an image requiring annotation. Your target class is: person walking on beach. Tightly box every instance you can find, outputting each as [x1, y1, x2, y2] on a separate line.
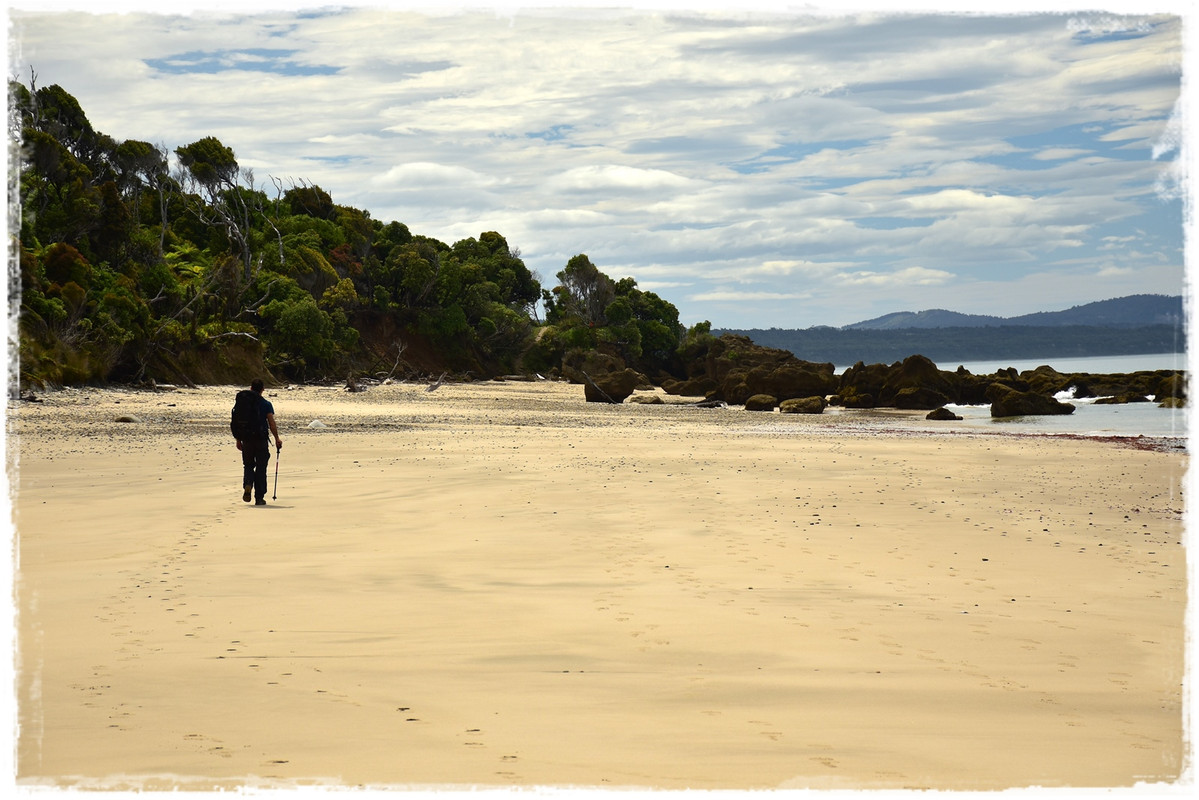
[234, 378, 283, 506]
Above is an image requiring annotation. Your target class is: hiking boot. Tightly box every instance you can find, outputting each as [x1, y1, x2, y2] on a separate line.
[243, 484, 252, 502]
[255, 498, 267, 506]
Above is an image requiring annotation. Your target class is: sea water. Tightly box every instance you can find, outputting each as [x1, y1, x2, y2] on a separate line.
[947, 353, 1188, 441]
[939, 352, 1188, 376]
[943, 393, 1188, 439]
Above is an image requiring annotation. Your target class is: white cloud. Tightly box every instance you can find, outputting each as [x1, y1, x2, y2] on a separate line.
[689, 289, 812, 303]
[544, 165, 701, 194]
[370, 162, 497, 189]
[6, 3, 1188, 329]
[1033, 147, 1092, 161]
[834, 266, 955, 288]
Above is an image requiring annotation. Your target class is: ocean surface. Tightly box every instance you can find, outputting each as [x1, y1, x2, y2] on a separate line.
[834, 352, 1187, 375]
[937, 352, 1188, 376]
[830, 352, 1189, 441]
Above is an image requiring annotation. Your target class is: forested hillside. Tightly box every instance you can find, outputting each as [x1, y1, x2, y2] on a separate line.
[10, 80, 691, 389]
[844, 294, 1183, 330]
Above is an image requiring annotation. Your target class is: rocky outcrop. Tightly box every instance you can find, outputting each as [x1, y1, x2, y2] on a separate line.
[660, 375, 718, 397]
[893, 386, 951, 410]
[986, 383, 1075, 417]
[831, 386, 876, 408]
[880, 355, 957, 406]
[836, 361, 891, 408]
[838, 355, 959, 408]
[669, 334, 836, 404]
[926, 407, 962, 421]
[780, 396, 827, 414]
[668, 333, 1186, 420]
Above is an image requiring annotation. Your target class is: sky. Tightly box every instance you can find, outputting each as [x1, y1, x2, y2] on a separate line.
[4, 1, 1192, 329]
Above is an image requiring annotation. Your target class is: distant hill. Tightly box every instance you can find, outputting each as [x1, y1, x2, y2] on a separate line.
[718, 295, 1186, 366]
[844, 294, 1183, 330]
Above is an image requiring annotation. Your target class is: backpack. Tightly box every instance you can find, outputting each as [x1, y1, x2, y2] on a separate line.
[230, 390, 262, 440]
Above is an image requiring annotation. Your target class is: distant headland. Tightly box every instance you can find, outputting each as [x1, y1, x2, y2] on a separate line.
[718, 295, 1184, 366]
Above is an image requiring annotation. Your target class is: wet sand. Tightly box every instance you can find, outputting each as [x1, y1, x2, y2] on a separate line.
[7, 380, 1189, 790]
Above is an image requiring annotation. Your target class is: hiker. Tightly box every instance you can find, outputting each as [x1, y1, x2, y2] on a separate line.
[233, 378, 283, 505]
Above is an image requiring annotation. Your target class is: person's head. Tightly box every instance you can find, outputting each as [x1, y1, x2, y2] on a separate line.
[251, 378, 264, 394]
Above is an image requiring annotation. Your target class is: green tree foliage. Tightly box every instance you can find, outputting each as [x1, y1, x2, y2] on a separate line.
[535, 255, 684, 377]
[10, 80, 690, 388]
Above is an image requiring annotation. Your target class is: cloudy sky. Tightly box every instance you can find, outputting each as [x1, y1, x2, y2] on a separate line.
[6, 1, 1190, 329]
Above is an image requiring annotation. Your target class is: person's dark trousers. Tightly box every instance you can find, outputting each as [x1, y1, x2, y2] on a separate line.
[241, 437, 272, 501]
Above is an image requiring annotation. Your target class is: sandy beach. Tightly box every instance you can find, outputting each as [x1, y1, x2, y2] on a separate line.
[7, 380, 1190, 791]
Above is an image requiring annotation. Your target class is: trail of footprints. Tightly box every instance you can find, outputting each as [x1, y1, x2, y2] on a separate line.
[88, 506, 528, 779]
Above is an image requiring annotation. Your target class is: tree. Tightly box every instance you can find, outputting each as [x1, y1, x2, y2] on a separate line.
[175, 136, 257, 280]
[284, 182, 335, 220]
[113, 139, 170, 248]
[548, 254, 614, 327]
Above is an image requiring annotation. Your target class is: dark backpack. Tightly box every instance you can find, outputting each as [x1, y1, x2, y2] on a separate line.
[230, 390, 262, 440]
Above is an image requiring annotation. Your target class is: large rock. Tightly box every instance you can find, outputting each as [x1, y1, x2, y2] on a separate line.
[1155, 372, 1186, 400]
[780, 396, 827, 414]
[1093, 394, 1150, 405]
[880, 354, 958, 405]
[627, 393, 665, 405]
[746, 362, 838, 402]
[840, 355, 960, 408]
[674, 334, 836, 404]
[986, 383, 1075, 417]
[583, 368, 644, 403]
[744, 394, 778, 411]
[926, 407, 963, 421]
[893, 386, 951, 410]
[830, 387, 876, 408]
[661, 376, 717, 397]
[838, 361, 892, 404]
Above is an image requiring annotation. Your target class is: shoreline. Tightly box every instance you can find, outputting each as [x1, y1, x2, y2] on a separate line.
[8, 381, 1190, 790]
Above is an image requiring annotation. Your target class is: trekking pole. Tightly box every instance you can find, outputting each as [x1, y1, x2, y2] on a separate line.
[272, 444, 280, 500]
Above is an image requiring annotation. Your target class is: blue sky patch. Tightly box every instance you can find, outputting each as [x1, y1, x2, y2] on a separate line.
[526, 125, 574, 141]
[855, 216, 938, 230]
[145, 49, 340, 76]
[730, 139, 873, 174]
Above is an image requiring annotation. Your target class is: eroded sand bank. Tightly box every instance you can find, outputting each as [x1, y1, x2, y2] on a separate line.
[8, 381, 1189, 790]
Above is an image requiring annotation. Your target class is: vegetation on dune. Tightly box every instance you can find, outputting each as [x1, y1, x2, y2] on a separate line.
[10, 78, 696, 390]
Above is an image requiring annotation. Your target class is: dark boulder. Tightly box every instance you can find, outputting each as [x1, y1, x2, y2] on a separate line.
[1155, 372, 1186, 400]
[676, 334, 836, 404]
[880, 354, 958, 405]
[745, 394, 778, 411]
[893, 386, 951, 410]
[745, 362, 838, 402]
[780, 396, 827, 414]
[1021, 365, 1067, 396]
[720, 370, 753, 405]
[583, 368, 644, 403]
[1093, 394, 1151, 405]
[830, 387, 876, 408]
[986, 383, 1075, 417]
[661, 376, 717, 397]
[926, 406, 963, 421]
[840, 355, 961, 408]
[838, 361, 892, 404]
